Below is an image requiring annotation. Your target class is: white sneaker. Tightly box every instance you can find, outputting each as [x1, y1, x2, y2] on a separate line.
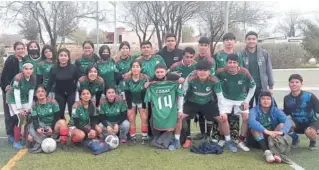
[218, 140, 226, 147]
[264, 150, 275, 163]
[238, 141, 250, 152]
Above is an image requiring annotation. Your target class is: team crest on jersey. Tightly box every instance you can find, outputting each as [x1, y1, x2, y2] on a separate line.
[206, 87, 211, 91]
[116, 109, 120, 112]
[49, 108, 52, 113]
[156, 60, 160, 64]
[238, 80, 243, 85]
[193, 86, 197, 90]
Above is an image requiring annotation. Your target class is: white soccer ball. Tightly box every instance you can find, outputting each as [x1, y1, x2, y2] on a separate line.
[41, 138, 57, 153]
[105, 135, 119, 149]
[309, 58, 317, 65]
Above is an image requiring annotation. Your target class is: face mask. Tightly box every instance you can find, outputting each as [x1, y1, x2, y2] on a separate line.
[29, 49, 39, 55]
[101, 54, 110, 60]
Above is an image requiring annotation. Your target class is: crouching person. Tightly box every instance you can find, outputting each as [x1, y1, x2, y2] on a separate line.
[99, 87, 130, 144]
[248, 91, 291, 163]
[28, 85, 68, 153]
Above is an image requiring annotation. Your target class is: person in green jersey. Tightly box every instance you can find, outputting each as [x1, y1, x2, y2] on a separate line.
[182, 61, 229, 148]
[37, 45, 56, 98]
[136, 41, 166, 80]
[6, 63, 36, 149]
[115, 41, 139, 75]
[169, 47, 197, 78]
[74, 41, 100, 77]
[144, 64, 184, 150]
[96, 45, 122, 90]
[23, 41, 43, 77]
[216, 54, 256, 152]
[248, 91, 291, 163]
[214, 32, 244, 69]
[76, 65, 105, 106]
[99, 87, 130, 143]
[28, 85, 69, 152]
[192, 37, 217, 141]
[70, 88, 102, 143]
[120, 60, 149, 145]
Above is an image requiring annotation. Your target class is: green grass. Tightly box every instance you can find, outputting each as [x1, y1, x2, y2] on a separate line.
[0, 138, 17, 168]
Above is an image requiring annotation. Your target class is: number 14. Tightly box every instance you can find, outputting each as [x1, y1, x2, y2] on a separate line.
[158, 95, 172, 109]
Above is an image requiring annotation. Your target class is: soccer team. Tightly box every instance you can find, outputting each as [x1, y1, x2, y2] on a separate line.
[1, 31, 318, 162]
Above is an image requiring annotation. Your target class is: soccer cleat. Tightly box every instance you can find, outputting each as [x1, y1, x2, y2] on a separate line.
[183, 138, 192, 148]
[120, 139, 128, 144]
[168, 139, 181, 151]
[217, 140, 226, 147]
[128, 137, 137, 146]
[192, 133, 206, 140]
[13, 141, 24, 150]
[309, 141, 317, 151]
[264, 150, 275, 163]
[8, 135, 14, 143]
[225, 140, 238, 153]
[291, 136, 300, 148]
[141, 136, 148, 145]
[273, 155, 282, 163]
[238, 142, 250, 152]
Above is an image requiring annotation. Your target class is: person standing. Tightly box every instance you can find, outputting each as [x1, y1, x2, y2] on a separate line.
[157, 33, 183, 68]
[242, 31, 274, 109]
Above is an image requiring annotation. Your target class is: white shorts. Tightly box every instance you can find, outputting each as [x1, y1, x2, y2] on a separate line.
[219, 98, 249, 115]
[8, 103, 29, 116]
[132, 103, 143, 108]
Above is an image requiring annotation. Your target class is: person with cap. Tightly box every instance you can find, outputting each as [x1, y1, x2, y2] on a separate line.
[6, 62, 36, 149]
[214, 32, 244, 69]
[242, 31, 274, 109]
[248, 91, 291, 163]
[157, 33, 183, 68]
[216, 54, 256, 152]
[284, 74, 319, 151]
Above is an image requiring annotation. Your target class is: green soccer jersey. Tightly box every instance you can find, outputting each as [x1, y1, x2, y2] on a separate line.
[23, 55, 43, 76]
[260, 112, 274, 131]
[194, 54, 216, 75]
[216, 67, 256, 101]
[74, 55, 100, 76]
[77, 76, 105, 97]
[37, 60, 55, 87]
[96, 59, 118, 89]
[214, 51, 244, 69]
[121, 74, 149, 103]
[99, 98, 127, 123]
[144, 81, 183, 130]
[7, 73, 36, 104]
[31, 98, 60, 127]
[71, 101, 98, 128]
[115, 55, 139, 75]
[184, 74, 222, 105]
[138, 55, 166, 80]
[169, 60, 196, 78]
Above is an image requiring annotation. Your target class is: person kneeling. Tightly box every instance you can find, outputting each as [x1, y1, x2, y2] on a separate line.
[99, 87, 130, 144]
[248, 91, 291, 163]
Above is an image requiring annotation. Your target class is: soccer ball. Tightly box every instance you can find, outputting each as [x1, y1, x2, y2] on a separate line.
[105, 135, 119, 149]
[41, 138, 57, 153]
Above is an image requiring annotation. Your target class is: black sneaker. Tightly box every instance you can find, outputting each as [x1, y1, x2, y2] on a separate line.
[192, 133, 206, 140]
[309, 141, 317, 151]
[128, 137, 137, 146]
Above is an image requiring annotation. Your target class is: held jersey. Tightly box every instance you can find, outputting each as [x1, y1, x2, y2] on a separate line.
[144, 81, 183, 130]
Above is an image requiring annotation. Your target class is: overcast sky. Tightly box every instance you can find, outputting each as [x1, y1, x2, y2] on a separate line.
[1, 0, 319, 39]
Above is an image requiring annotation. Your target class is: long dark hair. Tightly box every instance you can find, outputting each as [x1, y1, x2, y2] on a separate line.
[57, 48, 71, 66]
[41, 45, 56, 63]
[13, 41, 24, 50]
[79, 88, 96, 116]
[85, 65, 99, 77]
[27, 40, 41, 56]
[99, 45, 111, 57]
[34, 84, 47, 102]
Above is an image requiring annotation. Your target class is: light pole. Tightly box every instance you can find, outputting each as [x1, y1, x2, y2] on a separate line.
[113, 1, 117, 56]
[96, 1, 99, 51]
[224, 1, 229, 34]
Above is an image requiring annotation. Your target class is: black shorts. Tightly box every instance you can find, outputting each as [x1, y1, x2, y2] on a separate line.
[294, 121, 319, 134]
[183, 100, 219, 121]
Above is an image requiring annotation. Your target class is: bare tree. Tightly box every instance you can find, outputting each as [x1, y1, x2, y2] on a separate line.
[18, 11, 39, 41]
[69, 28, 88, 45]
[275, 11, 302, 38]
[0, 1, 106, 52]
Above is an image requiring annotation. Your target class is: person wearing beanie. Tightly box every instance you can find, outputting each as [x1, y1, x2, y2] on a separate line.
[248, 91, 291, 163]
[284, 74, 319, 151]
[242, 31, 274, 109]
[214, 32, 244, 69]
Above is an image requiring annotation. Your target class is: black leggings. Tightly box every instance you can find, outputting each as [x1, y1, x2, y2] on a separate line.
[55, 92, 75, 119]
[2, 90, 17, 136]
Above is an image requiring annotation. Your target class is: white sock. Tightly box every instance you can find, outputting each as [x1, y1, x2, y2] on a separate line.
[225, 135, 231, 141]
[175, 134, 180, 140]
[142, 133, 147, 137]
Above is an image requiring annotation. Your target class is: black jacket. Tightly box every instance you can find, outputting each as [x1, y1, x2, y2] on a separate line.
[1, 55, 20, 91]
[157, 46, 183, 68]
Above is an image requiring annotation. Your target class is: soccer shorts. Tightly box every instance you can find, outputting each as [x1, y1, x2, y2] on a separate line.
[183, 100, 219, 121]
[132, 102, 147, 109]
[219, 98, 249, 115]
[293, 121, 319, 134]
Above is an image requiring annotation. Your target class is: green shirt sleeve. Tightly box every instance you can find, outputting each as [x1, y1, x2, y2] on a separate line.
[144, 88, 151, 103]
[31, 104, 38, 117]
[52, 101, 60, 113]
[247, 76, 256, 88]
[210, 57, 216, 76]
[213, 79, 223, 94]
[177, 83, 184, 96]
[120, 101, 128, 112]
[37, 64, 43, 75]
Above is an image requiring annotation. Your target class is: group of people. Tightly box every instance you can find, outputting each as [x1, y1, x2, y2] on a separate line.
[0, 31, 318, 163]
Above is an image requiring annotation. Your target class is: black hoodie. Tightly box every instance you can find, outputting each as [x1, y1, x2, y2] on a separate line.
[1, 55, 21, 91]
[157, 46, 183, 68]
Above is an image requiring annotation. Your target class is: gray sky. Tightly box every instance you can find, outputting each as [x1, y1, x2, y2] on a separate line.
[1, 1, 319, 39]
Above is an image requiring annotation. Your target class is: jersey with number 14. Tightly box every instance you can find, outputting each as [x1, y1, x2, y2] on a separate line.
[144, 81, 183, 130]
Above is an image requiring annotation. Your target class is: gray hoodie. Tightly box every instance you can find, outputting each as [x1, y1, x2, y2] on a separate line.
[242, 45, 274, 91]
